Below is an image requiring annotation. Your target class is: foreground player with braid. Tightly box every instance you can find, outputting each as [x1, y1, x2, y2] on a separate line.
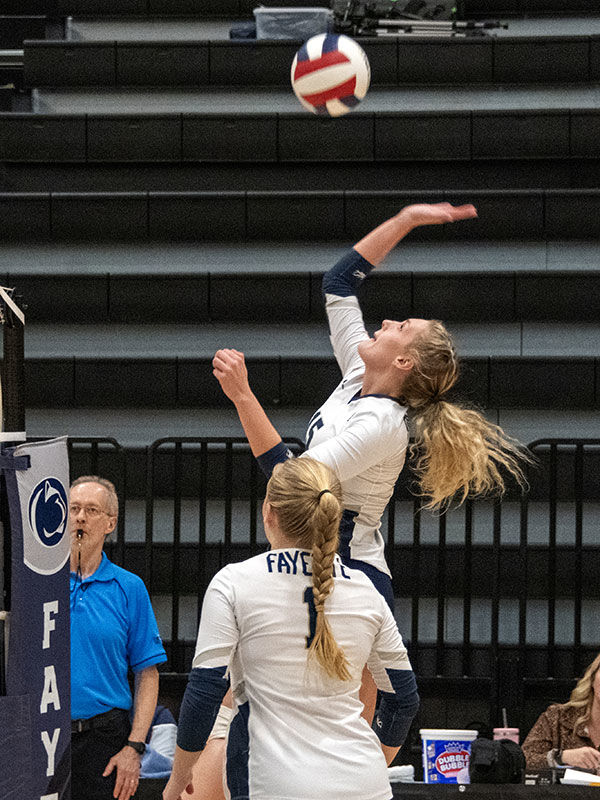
[163, 458, 419, 800]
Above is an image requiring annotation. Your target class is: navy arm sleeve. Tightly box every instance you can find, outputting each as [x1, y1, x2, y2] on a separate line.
[372, 669, 420, 748]
[256, 440, 294, 478]
[321, 249, 375, 298]
[176, 666, 230, 752]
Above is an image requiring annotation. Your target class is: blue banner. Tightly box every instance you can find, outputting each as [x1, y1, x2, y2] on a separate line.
[4, 437, 70, 800]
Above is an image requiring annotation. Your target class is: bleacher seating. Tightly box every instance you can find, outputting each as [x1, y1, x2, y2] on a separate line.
[1, 2, 600, 772]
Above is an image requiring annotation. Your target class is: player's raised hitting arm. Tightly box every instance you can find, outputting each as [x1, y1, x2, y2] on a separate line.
[213, 203, 478, 475]
[322, 203, 477, 376]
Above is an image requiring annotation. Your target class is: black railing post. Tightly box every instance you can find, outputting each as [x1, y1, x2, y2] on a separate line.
[573, 443, 584, 673]
[171, 443, 182, 672]
[197, 442, 207, 628]
[518, 477, 529, 727]
[547, 443, 558, 678]
[435, 512, 447, 676]
[462, 499, 473, 676]
[224, 441, 233, 568]
[411, 497, 421, 671]
[144, 443, 156, 591]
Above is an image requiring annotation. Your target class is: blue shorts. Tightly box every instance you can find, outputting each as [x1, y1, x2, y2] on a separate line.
[341, 556, 394, 614]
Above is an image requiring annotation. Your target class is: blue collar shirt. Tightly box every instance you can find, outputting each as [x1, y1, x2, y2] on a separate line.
[70, 552, 167, 720]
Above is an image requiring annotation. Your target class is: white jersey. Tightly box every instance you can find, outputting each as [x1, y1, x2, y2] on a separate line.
[304, 294, 409, 576]
[192, 549, 413, 800]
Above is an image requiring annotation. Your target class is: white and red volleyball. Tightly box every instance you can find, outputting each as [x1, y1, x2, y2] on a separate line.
[290, 33, 371, 118]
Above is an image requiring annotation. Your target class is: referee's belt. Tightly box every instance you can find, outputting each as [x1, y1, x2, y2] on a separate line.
[71, 707, 127, 734]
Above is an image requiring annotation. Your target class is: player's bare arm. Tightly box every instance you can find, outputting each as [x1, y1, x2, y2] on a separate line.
[353, 202, 477, 266]
[213, 348, 281, 457]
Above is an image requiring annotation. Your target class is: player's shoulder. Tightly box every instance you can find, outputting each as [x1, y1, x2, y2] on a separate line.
[349, 395, 408, 436]
[210, 551, 273, 586]
[334, 558, 389, 606]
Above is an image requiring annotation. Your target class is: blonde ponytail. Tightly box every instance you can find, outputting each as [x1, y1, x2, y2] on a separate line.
[266, 458, 351, 681]
[403, 320, 530, 509]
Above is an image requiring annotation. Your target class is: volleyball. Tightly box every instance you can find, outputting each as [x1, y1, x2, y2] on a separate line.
[290, 33, 371, 118]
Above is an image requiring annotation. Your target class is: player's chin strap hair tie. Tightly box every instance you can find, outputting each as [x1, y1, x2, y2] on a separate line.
[429, 388, 447, 405]
[317, 489, 332, 501]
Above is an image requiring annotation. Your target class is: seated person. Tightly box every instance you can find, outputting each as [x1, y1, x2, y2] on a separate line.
[522, 653, 600, 771]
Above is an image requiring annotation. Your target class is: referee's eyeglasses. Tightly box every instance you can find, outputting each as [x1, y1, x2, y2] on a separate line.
[69, 504, 110, 518]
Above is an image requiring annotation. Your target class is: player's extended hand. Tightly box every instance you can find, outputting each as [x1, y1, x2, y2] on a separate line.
[213, 348, 251, 404]
[103, 745, 140, 800]
[400, 202, 478, 228]
[561, 746, 600, 772]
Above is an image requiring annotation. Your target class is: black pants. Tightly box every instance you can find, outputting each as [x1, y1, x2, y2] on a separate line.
[71, 709, 130, 800]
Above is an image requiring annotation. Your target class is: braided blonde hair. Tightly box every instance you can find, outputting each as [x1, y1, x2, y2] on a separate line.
[566, 653, 600, 732]
[266, 458, 351, 681]
[402, 320, 530, 509]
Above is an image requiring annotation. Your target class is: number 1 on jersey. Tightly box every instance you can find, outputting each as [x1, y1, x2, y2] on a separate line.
[303, 586, 317, 648]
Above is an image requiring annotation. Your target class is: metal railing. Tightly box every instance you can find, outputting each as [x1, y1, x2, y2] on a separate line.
[28, 434, 598, 726]
[143, 437, 305, 669]
[139, 436, 599, 686]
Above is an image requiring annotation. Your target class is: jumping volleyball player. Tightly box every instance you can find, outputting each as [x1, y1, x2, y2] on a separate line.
[163, 458, 420, 800]
[213, 202, 529, 721]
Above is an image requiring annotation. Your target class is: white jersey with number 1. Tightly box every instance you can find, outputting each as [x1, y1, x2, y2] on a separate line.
[192, 548, 413, 800]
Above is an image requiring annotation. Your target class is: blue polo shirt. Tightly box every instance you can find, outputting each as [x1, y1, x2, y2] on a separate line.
[70, 553, 167, 720]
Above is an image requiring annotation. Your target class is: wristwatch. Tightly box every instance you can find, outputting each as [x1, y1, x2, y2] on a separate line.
[126, 740, 146, 755]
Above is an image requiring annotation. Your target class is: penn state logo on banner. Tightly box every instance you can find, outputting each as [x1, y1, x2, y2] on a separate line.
[25, 476, 69, 575]
[5, 436, 71, 800]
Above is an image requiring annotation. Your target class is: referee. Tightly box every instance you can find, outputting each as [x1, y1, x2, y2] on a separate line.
[69, 476, 167, 800]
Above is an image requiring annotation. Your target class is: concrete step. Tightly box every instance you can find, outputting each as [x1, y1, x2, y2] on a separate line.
[4, 188, 600, 241]
[20, 322, 600, 411]
[4, 239, 600, 274]
[22, 321, 600, 358]
[4, 161, 600, 193]
[8, 260, 600, 323]
[22, 32, 600, 88]
[31, 84, 600, 113]
[5, 106, 600, 166]
[27, 405, 600, 448]
[66, 16, 600, 41]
